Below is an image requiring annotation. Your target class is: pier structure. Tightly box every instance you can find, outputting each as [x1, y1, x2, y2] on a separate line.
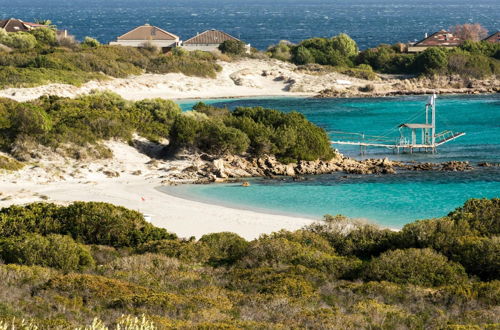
[330, 94, 465, 154]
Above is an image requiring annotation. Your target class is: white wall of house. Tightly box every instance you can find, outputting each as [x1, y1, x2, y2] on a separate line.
[109, 40, 178, 48]
[182, 44, 220, 52]
[181, 43, 252, 53]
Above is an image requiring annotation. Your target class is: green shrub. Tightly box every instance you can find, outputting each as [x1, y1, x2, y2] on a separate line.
[331, 33, 358, 58]
[218, 40, 247, 55]
[414, 47, 448, 75]
[137, 239, 209, 263]
[199, 232, 249, 266]
[0, 234, 94, 271]
[241, 237, 361, 278]
[292, 46, 314, 65]
[0, 202, 176, 247]
[267, 41, 293, 61]
[81, 36, 101, 48]
[364, 248, 468, 286]
[0, 30, 37, 49]
[447, 198, 500, 236]
[30, 27, 57, 46]
[269, 229, 335, 254]
[57, 202, 175, 247]
[449, 236, 499, 281]
[306, 215, 398, 259]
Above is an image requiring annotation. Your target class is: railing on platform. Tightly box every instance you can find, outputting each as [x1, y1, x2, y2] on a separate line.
[329, 131, 397, 146]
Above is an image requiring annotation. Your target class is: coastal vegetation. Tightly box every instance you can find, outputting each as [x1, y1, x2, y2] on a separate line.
[267, 30, 500, 79]
[0, 198, 498, 328]
[0, 93, 334, 163]
[0, 27, 222, 88]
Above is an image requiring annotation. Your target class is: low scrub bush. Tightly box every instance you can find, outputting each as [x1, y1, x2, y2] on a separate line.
[0, 202, 176, 247]
[0, 233, 94, 271]
[364, 248, 468, 286]
[199, 232, 249, 266]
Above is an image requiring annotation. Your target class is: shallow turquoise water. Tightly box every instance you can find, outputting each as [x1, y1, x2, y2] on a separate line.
[170, 95, 500, 227]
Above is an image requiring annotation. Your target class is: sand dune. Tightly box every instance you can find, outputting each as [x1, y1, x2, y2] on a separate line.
[0, 58, 365, 102]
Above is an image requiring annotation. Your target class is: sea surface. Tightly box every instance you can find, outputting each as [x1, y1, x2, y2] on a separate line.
[2, 0, 499, 50]
[163, 95, 500, 228]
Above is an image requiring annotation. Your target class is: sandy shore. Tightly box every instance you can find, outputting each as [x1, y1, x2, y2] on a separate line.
[0, 140, 314, 240]
[0, 179, 314, 240]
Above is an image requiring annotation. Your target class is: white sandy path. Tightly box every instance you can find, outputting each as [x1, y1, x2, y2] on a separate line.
[0, 180, 314, 240]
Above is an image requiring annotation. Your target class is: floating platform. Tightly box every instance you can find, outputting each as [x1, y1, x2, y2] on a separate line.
[330, 94, 465, 154]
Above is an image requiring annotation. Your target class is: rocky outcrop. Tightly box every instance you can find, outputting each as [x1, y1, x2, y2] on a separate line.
[403, 161, 473, 172]
[184, 153, 477, 183]
[316, 75, 499, 98]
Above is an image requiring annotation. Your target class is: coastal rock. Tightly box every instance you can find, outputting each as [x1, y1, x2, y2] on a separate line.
[440, 161, 473, 171]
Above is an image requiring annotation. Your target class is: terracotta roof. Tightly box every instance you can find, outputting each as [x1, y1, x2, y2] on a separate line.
[414, 30, 462, 47]
[0, 18, 31, 33]
[183, 29, 240, 45]
[117, 24, 179, 41]
[483, 31, 500, 43]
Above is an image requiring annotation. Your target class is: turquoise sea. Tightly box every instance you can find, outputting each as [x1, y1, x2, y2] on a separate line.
[163, 95, 500, 228]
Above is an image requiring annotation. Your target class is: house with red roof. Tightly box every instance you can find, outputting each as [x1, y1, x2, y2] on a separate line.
[0, 18, 41, 33]
[181, 29, 250, 52]
[407, 30, 463, 53]
[0, 18, 68, 38]
[109, 24, 180, 51]
[483, 31, 500, 43]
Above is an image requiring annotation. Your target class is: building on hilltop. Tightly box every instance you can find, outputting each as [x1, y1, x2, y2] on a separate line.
[483, 31, 500, 43]
[181, 29, 250, 52]
[109, 24, 180, 51]
[407, 30, 462, 53]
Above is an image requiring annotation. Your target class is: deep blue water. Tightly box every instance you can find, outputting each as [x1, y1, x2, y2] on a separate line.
[167, 95, 500, 227]
[2, 0, 499, 49]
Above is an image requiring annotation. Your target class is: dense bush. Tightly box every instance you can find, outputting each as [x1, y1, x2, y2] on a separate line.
[0, 202, 176, 247]
[169, 103, 334, 162]
[0, 29, 37, 50]
[306, 215, 398, 259]
[447, 198, 500, 236]
[414, 47, 449, 74]
[267, 40, 293, 61]
[0, 234, 94, 271]
[364, 248, 468, 286]
[290, 34, 358, 67]
[0, 199, 498, 328]
[355, 42, 499, 77]
[0, 92, 183, 156]
[199, 232, 249, 266]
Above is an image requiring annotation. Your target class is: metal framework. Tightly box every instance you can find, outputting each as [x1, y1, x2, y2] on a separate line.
[330, 94, 465, 154]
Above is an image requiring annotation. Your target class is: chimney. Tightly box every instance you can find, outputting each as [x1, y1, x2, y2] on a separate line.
[424, 32, 428, 38]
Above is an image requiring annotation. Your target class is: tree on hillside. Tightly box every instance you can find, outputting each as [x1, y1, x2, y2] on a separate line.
[451, 23, 488, 41]
[218, 40, 247, 55]
[331, 33, 358, 58]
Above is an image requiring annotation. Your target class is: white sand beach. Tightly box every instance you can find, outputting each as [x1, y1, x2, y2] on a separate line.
[0, 140, 315, 240]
